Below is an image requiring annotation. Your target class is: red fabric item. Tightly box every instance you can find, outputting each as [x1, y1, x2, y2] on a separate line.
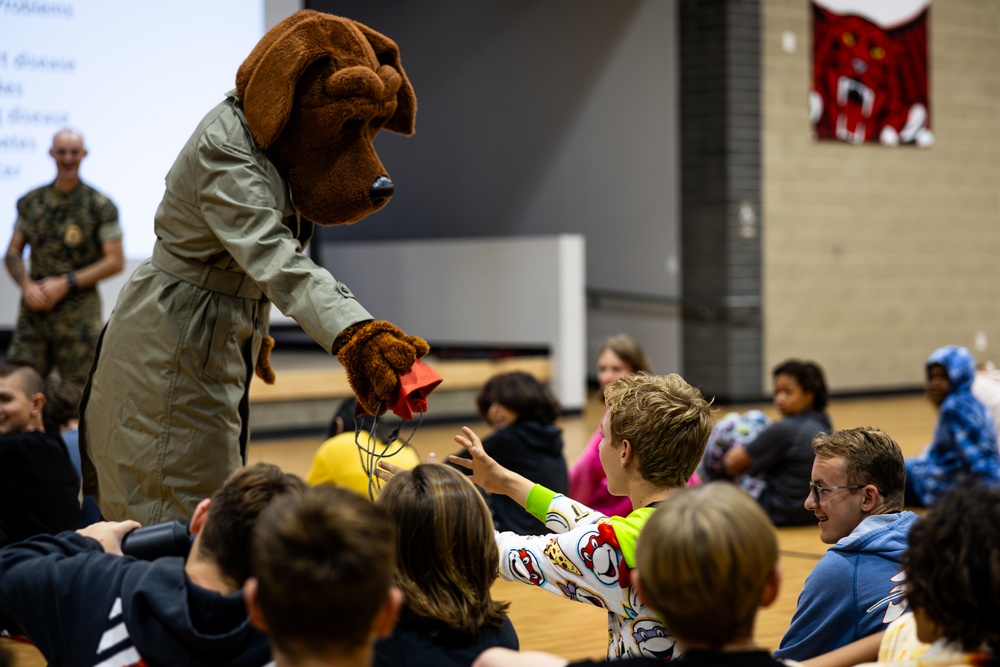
[385, 359, 442, 419]
[597, 521, 632, 589]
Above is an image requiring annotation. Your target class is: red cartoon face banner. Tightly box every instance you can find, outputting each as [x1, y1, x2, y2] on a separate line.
[811, 0, 933, 147]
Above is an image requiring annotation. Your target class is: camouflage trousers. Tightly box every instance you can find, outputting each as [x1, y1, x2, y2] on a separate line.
[7, 287, 102, 387]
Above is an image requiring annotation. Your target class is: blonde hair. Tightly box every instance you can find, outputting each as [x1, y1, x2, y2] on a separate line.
[603, 372, 713, 487]
[377, 464, 509, 637]
[636, 482, 778, 647]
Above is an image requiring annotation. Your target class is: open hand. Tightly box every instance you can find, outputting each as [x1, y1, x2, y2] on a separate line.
[449, 426, 518, 496]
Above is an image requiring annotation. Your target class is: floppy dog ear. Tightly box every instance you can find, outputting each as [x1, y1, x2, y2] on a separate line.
[237, 10, 415, 148]
[236, 10, 334, 149]
[353, 22, 417, 136]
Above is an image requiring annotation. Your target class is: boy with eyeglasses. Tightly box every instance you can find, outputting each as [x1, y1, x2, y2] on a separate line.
[774, 427, 918, 661]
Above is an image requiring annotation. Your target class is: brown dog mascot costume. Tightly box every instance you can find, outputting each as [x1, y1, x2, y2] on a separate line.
[80, 10, 428, 524]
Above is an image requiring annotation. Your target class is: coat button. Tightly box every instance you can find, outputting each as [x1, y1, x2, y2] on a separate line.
[339, 283, 353, 297]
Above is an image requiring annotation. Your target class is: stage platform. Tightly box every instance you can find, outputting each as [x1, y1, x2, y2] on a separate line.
[249, 348, 552, 436]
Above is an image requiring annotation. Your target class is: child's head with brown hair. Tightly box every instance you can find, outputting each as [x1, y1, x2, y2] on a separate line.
[603, 372, 713, 488]
[903, 482, 1000, 654]
[597, 334, 653, 389]
[636, 482, 779, 650]
[475, 371, 559, 428]
[377, 463, 509, 638]
[248, 484, 399, 664]
[772, 359, 829, 416]
[42, 377, 81, 433]
[195, 462, 307, 586]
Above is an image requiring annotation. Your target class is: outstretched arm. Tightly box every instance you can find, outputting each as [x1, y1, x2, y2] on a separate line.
[449, 426, 535, 507]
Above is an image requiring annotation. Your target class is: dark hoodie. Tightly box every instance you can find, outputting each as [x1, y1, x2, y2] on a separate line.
[906, 345, 1000, 506]
[451, 419, 568, 535]
[0, 531, 271, 667]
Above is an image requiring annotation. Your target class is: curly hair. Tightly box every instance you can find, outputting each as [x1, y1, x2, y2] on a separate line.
[604, 372, 713, 487]
[772, 359, 829, 412]
[475, 371, 559, 424]
[903, 482, 1000, 654]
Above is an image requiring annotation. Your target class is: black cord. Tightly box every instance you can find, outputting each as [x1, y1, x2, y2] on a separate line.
[353, 403, 425, 501]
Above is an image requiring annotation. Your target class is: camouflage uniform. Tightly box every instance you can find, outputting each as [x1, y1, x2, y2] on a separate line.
[7, 183, 121, 387]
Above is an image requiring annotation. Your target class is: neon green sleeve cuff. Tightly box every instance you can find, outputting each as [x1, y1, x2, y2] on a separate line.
[525, 484, 557, 521]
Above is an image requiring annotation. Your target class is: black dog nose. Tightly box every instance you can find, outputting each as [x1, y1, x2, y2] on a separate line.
[370, 176, 394, 204]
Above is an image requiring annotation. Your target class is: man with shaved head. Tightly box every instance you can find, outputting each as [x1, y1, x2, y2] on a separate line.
[4, 129, 124, 388]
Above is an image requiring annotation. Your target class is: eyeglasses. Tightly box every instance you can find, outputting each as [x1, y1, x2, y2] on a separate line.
[809, 481, 864, 505]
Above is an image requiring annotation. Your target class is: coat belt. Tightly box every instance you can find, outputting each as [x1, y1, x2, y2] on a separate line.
[151, 244, 263, 300]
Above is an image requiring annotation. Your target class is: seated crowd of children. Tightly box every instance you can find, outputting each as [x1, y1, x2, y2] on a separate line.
[2, 339, 1000, 667]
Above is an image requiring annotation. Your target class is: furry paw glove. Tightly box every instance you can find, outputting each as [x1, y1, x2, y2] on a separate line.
[334, 320, 430, 416]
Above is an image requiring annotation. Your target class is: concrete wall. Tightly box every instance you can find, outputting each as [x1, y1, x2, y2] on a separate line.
[319, 235, 587, 410]
[762, 0, 1000, 393]
[309, 0, 683, 379]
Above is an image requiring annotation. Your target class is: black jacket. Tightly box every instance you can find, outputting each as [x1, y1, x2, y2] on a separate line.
[0, 532, 271, 667]
[452, 420, 568, 535]
[0, 430, 80, 546]
[375, 615, 518, 667]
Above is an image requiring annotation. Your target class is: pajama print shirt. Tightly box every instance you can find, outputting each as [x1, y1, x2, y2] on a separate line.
[496, 485, 674, 661]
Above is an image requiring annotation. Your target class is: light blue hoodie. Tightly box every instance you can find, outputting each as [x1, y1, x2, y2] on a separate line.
[774, 511, 918, 661]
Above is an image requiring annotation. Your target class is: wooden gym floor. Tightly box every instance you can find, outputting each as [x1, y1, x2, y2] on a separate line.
[3, 391, 936, 666]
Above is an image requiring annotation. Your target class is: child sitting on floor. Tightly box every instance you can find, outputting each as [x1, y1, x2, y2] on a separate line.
[306, 398, 419, 499]
[858, 482, 1000, 667]
[449, 372, 713, 660]
[569, 333, 654, 517]
[474, 482, 796, 667]
[375, 463, 518, 666]
[699, 359, 832, 526]
[449, 371, 568, 535]
[905, 345, 1000, 508]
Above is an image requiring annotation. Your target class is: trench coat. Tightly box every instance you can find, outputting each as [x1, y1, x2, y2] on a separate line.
[80, 92, 372, 524]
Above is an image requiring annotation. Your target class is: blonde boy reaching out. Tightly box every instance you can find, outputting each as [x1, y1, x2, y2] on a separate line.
[449, 372, 713, 661]
[477, 482, 798, 667]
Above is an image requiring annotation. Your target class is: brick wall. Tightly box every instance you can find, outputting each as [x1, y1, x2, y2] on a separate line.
[762, 0, 1000, 393]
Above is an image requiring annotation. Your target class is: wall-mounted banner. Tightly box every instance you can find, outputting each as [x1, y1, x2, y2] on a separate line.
[811, 0, 932, 147]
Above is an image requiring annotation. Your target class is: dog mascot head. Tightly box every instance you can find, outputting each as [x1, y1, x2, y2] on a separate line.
[236, 9, 416, 225]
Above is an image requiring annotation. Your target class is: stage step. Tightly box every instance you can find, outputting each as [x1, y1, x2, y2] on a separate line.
[248, 353, 551, 437]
